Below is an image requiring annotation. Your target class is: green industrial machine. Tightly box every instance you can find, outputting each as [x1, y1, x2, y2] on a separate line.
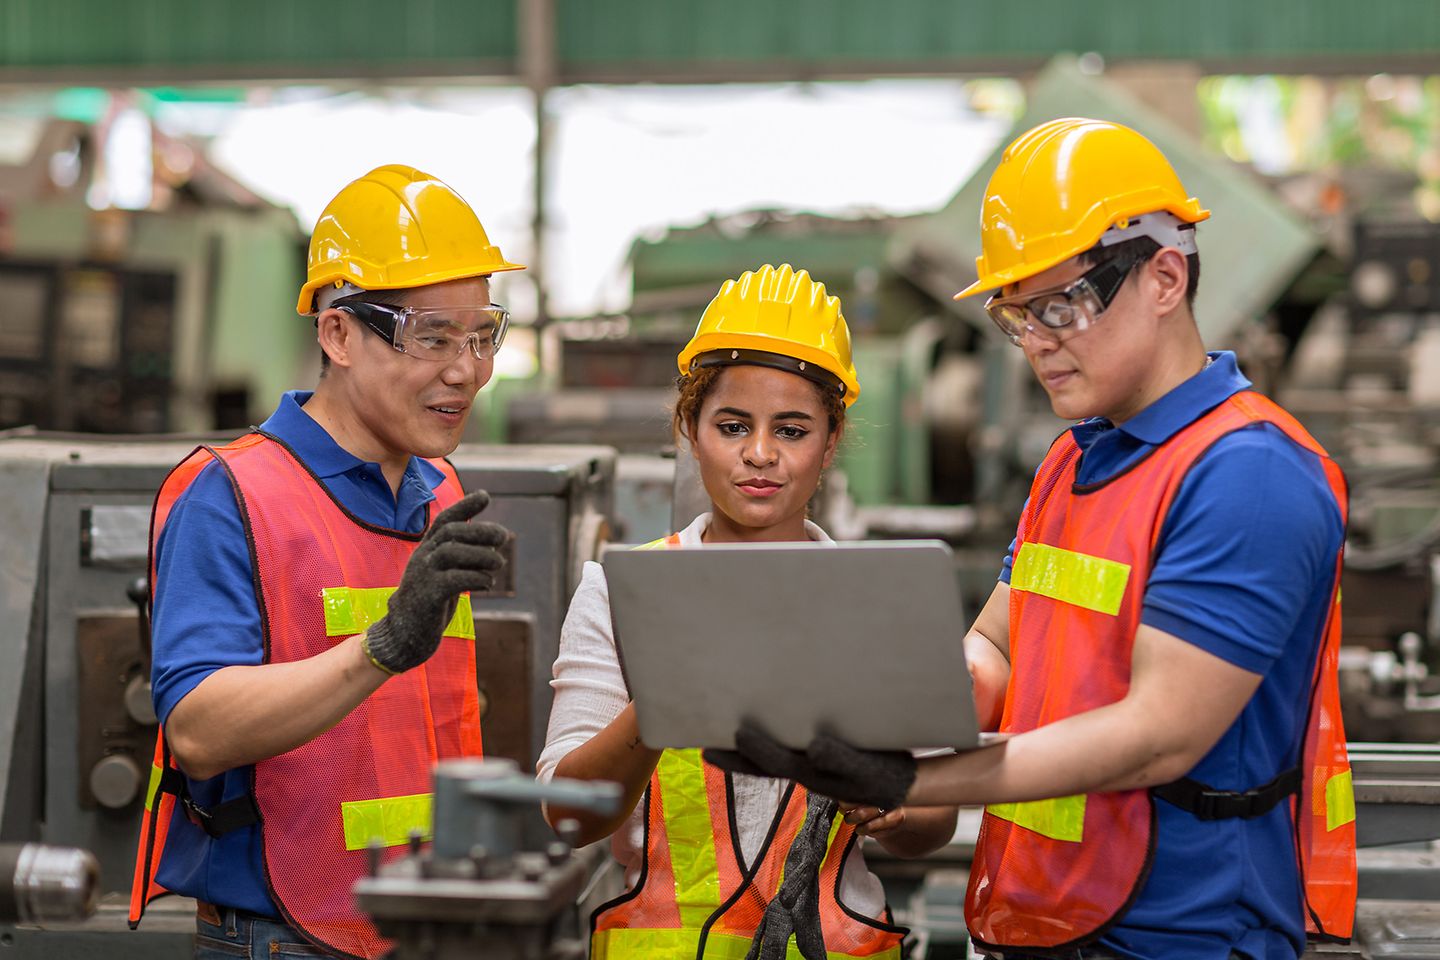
[0, 119, 307, 435]
[888, 54, 1325, 515]
[624, 210, 971, 508]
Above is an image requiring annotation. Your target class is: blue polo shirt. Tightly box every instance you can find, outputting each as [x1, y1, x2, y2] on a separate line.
[999, 352, 1344, 960]
[149, 390, 447, 917]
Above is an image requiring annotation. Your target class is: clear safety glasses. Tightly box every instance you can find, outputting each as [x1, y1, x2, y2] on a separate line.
[984, 254, 1144, 347]
[336, 298, 511, 362]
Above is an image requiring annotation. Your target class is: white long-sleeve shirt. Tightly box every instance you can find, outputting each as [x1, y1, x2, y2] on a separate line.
[536, 512, 888, 916]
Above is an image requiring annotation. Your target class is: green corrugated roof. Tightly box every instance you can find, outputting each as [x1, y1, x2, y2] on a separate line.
[2, 0, 1439, 80]
[0, 0, 516, 75]
[556, 0, 1440, 69]
[887, 55, 1321, 346]
[631, 214, 897, 292]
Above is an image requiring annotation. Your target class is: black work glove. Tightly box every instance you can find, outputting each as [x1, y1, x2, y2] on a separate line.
[745, 792, 836, 960]
[362, 490, 508, 675]
[704, 722, 917, 811]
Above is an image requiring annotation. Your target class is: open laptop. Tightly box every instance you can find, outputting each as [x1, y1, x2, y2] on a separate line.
[603, 540, 991, 752]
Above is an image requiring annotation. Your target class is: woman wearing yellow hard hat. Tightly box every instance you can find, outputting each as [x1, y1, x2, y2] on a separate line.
[537, 264, 956, 960]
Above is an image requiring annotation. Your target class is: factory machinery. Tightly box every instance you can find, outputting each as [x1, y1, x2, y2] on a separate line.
[354, 760, 622, 960]
[3, 751, 1440, 959]
[0, 757, 623, 959]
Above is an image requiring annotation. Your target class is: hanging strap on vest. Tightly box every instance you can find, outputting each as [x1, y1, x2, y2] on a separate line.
[153, 766, 263, 838]
[1152, 766, 1302, 821]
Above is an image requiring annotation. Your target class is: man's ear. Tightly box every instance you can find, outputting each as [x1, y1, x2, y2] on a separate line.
[315, 308, 357, 369]
[1146, 247, 1189, 316]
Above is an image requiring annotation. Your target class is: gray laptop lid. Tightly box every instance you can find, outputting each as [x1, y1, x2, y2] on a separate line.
[603, 540, 979, 751]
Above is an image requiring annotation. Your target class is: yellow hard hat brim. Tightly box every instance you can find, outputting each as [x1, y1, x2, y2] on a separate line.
[955, 205, 1211, 301]
[678, 331, 861, 407]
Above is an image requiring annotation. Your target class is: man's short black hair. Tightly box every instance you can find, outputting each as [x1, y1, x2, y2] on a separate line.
[317, 287, 414, 373]
[1076, 233, 1201, 310]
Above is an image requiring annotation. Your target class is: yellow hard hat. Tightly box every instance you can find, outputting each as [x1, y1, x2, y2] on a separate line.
[954, 118, 1210, 300]
[677, 263, 860, 407]
[297, 164, 525, 315]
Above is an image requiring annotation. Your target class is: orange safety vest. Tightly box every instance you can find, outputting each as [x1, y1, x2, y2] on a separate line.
[966, 391, 1356, 951]
[591, 533, 904, 960]
[591, 750, 905, 960]
[129, 432, 483, 960]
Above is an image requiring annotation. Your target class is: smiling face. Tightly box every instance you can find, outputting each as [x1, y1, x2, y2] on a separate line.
[686, 364, 840, 543]
[311, 275, 494, 477]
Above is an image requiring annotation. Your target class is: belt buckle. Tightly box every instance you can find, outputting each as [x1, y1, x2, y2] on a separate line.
[1190, 790, 1223, 820]
[182, 796, 220, 837]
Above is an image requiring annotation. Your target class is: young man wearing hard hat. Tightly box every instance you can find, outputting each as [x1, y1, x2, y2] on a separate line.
[130, 165, 519, 960]
[709, 120, 1357, 959]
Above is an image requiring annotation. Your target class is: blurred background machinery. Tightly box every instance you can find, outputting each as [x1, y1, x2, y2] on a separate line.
[0, 117, 308, 434]
[1279, 211, 1440, 744]
[0, 843, 99, 925]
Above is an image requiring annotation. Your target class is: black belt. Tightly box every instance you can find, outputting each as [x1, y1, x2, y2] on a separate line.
[1152, 766, 1301, 821]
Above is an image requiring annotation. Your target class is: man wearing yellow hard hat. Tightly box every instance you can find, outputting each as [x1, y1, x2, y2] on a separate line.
[709, 120, 1356, 958]
[130, 165, 519, 959]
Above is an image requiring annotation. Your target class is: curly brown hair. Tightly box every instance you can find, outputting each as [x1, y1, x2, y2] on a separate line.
[672, 365, 847, 444]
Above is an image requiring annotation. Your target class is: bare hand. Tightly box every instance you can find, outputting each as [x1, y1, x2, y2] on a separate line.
[840, 804, 906, 839]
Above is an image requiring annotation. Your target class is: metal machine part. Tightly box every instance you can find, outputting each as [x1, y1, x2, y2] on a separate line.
[0, 844, 99, 924]
[355, 758, 621, 960]
[1352, 899, 1440, 960]
[1352, 743, 1440, 850]
[1350, 220, 1440, 320]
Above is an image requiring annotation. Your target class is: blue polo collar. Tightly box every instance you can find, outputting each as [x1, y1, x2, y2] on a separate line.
[1107, 351, 1252, 445]
[258, 390, 445, 489]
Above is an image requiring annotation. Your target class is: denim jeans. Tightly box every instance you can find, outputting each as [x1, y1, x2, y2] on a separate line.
[194, 902, 332, 959]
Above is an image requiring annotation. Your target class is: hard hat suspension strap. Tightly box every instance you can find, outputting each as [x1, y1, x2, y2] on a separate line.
[691, 348, 847, 401]
[1097, 212, 1199, 256]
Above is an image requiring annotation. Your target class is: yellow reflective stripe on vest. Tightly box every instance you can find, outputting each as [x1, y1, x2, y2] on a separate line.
[1325, 770, 1356, 832]
[321, 586, 475, 640]
[592, 927, 900, 960]
[636, 537, 673, 550]
[340, 793, 433, 851]
[655, 749, 722, 927]
[987, 794, 1087, 843]
[145, 763, 165, 812]
[1011, 542, 1131, 616]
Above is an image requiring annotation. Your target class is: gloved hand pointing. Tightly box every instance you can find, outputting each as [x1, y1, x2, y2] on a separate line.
[362, 490, 508, 675]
